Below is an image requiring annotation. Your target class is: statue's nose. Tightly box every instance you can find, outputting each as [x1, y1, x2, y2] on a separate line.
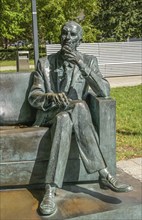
[66, 32, 71, 40]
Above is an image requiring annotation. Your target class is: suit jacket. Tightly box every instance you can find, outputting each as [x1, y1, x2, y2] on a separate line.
[28, 50, 110, 125]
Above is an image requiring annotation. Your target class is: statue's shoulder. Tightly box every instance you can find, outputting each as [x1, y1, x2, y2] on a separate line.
[82, 53, 97, 61]
[81, 53, 98, 65]
[38, 53, 57, 68]
[37, 56, 48, 69]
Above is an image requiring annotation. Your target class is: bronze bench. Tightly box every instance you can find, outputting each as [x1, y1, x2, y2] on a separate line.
[0, 72, 116, 187]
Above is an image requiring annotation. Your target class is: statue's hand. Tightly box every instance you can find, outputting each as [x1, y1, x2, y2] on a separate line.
[61, 45, 84, 69]
[46, 92, 69, 108]
[61, 45, 89, 76]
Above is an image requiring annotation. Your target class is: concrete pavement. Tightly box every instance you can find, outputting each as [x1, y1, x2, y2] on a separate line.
[117, 157, 142, 182]
[0, 65, 34, 71]
[107, 75, 142, 88]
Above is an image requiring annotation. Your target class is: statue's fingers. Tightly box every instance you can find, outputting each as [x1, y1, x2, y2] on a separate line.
[66, 57, 76, 64]
[62, 93, 69, 105]
[65, 51, 76, 57]
[62, 45, 72, 52]
[58, 93, 66, 105]
[52, 96, 58, 105]
[54, 95, 61, 105]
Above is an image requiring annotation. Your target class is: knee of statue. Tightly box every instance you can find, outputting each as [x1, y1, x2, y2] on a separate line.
[73, 100, 87, 109]
[56, 112, 71, 123]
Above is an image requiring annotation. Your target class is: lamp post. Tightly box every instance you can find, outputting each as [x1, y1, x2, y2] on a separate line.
[31, 0, 39, 68]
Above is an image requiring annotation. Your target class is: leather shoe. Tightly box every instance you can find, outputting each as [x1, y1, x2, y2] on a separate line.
[99, 173, 133, 192]
[39, 184, 57, 215]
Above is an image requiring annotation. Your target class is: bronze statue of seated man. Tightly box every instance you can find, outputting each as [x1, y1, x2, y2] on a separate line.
[28, 21, 133, 216]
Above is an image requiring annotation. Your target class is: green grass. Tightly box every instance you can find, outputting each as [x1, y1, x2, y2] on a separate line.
[111, 85, 142, 161]
[0, 60, 35, 73]
[0, 60, 34, 66]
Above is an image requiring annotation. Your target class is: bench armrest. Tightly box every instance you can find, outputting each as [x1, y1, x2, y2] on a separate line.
[86, 93, 116, 175]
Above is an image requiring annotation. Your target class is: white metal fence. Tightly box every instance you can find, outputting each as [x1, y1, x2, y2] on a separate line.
[46, 41, 142, 77]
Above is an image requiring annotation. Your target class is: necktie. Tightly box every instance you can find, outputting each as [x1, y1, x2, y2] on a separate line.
[60, 61, 74, 93]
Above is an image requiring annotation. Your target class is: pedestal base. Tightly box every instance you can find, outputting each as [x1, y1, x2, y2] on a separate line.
[0, 169, 141, 220]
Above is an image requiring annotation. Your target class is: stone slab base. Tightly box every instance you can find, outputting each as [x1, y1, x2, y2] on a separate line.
[0, 169, 141, 220]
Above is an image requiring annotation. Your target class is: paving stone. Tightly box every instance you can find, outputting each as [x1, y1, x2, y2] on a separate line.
[117, 158, 142, 182]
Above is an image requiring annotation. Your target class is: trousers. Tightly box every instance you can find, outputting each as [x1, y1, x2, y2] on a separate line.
[45, 100, 106, 188]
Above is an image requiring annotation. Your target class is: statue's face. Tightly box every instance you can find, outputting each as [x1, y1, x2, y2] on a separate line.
[61, 23, 81, 51]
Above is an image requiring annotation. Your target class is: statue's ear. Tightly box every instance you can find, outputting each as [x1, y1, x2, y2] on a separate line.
[76, 39, 82, 47]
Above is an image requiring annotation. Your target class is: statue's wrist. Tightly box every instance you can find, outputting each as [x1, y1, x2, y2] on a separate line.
[77, 59, 85, 68]
[79, 63, 91, 77]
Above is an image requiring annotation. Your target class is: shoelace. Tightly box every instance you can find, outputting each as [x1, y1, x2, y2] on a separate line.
[108, 175, 117, 185]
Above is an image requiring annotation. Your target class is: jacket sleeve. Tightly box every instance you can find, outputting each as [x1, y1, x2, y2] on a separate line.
[82, 56, 110, 97]
[28, 58, 52, 111]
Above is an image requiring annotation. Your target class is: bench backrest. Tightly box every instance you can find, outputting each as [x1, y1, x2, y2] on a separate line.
[0, 72, 35, 125]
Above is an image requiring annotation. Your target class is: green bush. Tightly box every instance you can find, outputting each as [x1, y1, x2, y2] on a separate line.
[0, 47, 46, 61]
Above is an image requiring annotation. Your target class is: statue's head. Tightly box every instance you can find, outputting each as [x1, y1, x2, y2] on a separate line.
[60, 21, 83, 51]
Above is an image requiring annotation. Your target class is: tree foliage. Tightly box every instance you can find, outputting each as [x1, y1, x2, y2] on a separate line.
[94, 0, 142, 41]
[0, 0, 32, 48]
[37, 0, 100, 43]
[0, 0, 100, 47]
[0, 0, 141, 48]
